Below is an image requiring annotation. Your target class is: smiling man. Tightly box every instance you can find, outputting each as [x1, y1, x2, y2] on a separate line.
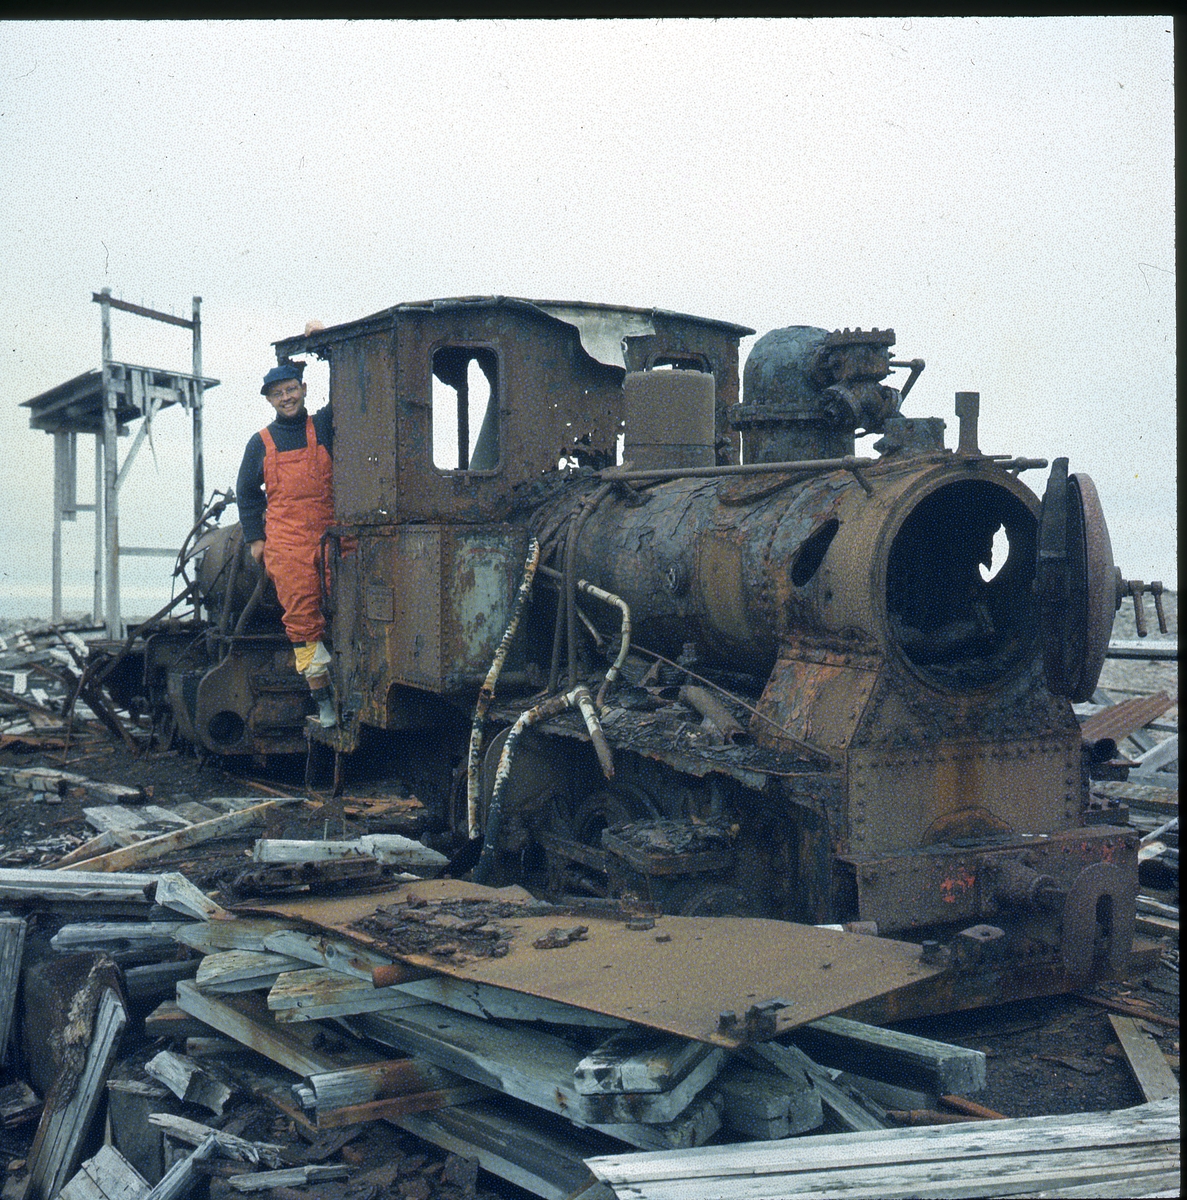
[235, 359, 338, 728]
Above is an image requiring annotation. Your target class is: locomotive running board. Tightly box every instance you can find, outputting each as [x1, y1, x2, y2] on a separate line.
[232, 879, 945, 1049]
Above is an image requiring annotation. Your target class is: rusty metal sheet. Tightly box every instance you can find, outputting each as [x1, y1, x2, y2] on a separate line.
[235, 879, 943, 1049]
[1080, 691, 1174, 744]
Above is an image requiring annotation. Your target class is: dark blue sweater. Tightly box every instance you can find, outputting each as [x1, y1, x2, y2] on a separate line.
[236, 404, 334, 544]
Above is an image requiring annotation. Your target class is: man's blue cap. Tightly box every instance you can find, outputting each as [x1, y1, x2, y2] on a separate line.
[261, 360, 305, 395]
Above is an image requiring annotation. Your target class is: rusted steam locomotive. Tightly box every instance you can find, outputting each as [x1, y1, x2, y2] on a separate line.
[110, 296, 1155, 1013]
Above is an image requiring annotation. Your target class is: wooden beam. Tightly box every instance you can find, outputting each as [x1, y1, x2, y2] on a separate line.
[175, 981, 341, 1078]
[267, 968, 421, 1022]
[193, 950, 307, 994]
[91, 294, 195, 330]
[789, 1014, 987, 1095]
[348, 1005, 721, 1148]
[584, 1097, 1180, 1199]
[0, 867, 157, 903]
[154, 872, 228, 921]
[0, 916, 26, 1065]
[1107, 1014, 1180, 1103]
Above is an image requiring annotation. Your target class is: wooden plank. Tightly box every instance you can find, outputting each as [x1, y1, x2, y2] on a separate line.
[789, 1014, 986, 1094]
[144, 1115, 283, 1167]
[141, 1133, 216, 1200]
[308, 1084, 489, 1129]
[139, 807, 192, 830]
[193, 950, 307, 993]
[579, 1050, 726, 1126]
[175, 980, 341, 1077]
[394, 1098, 610, 1200]
[748, 1041, 886, 1131]
[575, 1031, 716, 1094]
[253, 839, 368, 863]
[60, 799, 298, 873]
[300, 1058, 469, 1110]
[24, 988, 128, 1200]
[82, 806, 152, 834]
[0, 916, 26, 1063]
[59, 1145, 149, 1200]
[52, 831, 147, 868]
[268, 967, 421, 1021]
[1107, 1014, 1179, 1103]
[226, 1165, 350, 1192]
[153, 872, 228, 921]
[0, 867, 157, 902]
[716, 1059, 823, 1140]
[1080, 692, 1174, 743]
[173, 916, 292, 955]
[261, 928, 394, 979]
[51, 922, 183, 952]
[349, 1005, 721, 1149]
[252, 835, 447, 874]
[584, 1097, 1179, 1194]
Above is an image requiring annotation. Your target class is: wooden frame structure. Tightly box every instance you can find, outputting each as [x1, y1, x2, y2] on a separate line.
[21, 289, 219, 635]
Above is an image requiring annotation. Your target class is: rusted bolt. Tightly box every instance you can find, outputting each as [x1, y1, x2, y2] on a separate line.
[718, 1010, 739, 1030]
[920, 940, 950, 967]
[626, 916, 656, 931]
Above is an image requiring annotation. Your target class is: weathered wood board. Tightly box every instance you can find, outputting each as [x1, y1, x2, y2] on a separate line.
[584, 1095, 1181, 1200]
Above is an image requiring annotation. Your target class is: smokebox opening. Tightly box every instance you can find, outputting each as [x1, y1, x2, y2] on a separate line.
[886, 479, 1038, 690]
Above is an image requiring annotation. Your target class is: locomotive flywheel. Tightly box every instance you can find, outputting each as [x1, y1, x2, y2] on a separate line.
[1037, 458, 1121, 703]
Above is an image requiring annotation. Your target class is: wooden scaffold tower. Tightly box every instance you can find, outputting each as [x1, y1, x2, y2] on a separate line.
[20, 289, 220, 637]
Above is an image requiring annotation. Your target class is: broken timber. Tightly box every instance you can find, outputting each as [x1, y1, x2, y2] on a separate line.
[25, 987, 128, 1200]
[0, 915, 26, 1064]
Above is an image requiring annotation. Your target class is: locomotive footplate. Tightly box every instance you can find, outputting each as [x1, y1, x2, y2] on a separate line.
[839, 824, 1139, 977]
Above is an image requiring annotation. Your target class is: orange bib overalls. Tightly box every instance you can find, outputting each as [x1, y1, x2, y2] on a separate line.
[260, 417, 334, 646]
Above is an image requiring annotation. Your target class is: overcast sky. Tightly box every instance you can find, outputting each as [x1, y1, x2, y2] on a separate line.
[0, 17, 1175, 623]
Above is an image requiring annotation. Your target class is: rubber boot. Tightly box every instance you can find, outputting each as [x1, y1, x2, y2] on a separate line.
[309, 683, 337, 729]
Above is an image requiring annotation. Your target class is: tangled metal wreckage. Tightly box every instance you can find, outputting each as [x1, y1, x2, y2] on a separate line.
[77, 294, 1174, 1023]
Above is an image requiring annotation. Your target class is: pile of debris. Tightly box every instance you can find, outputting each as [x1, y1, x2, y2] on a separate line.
[0, 829, 1178, 1200]
[0, 621, 140, 759]
[0, 606, 1176, 1199]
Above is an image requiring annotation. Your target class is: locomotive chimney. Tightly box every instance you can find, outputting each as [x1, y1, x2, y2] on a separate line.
[733, 325, 902, 463]
[621, 369, 716, 470]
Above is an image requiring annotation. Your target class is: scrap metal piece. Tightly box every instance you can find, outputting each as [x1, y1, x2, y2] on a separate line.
[234, 879, 945, 1048]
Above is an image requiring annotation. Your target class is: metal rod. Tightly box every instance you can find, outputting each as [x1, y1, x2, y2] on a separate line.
[600, 455, 877, 483]
[99, 288, 120, 637]
[192, 296, 205, 525]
